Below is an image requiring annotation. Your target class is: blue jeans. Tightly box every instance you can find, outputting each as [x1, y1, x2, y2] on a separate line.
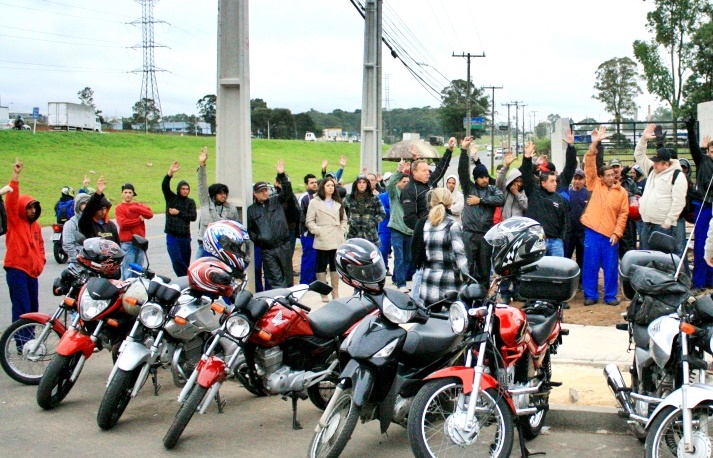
[545, 238, 564, 257]
[121, 242, 146, 280]
[391, 230, 412, 288]
[582, 228, 619, 302]
[639, 222, 673, 250]
[379, 229, 392, 271]
[299, 235, 317, 285]
[693, 204, 713, 288]
[6, 267, 39, 349]
[166, 234, 192, 277]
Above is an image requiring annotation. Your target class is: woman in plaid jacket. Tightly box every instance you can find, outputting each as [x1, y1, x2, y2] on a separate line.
[343, 175, 385, 246]
[414, 188, 469, 307]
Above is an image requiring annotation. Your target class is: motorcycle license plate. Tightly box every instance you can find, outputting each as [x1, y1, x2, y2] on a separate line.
[51, 233, 61, 241]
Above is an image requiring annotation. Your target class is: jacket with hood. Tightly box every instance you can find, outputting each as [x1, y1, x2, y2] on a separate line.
[458, 149, 504, 233]
[445, 174, 465, 217]
[634, 138, 688, 227]
[197, 165, 240, 241]
[79, 191, 120, 243]
[495, 165, 528, 220]
[162, 175, 197, 238]
[4, 180, 45, 278]
[63, 193, 91, 263]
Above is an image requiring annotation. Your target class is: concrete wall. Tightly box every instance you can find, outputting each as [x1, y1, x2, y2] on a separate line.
[698, 101, 713, 140]
[550, 117, 572, 171]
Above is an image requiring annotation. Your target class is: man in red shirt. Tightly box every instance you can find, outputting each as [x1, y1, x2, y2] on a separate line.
[3, 159, 45, 328]
[115, 183, 154, 279]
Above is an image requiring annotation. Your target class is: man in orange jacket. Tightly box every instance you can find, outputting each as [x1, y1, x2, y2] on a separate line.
[580, 127, 629, 306]
[3, 159, 46, 328]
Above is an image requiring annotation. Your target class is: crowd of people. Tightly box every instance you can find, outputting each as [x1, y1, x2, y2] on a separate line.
[6, 121, 713, 325]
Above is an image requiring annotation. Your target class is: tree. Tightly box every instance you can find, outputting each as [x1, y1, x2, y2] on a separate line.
[684, 20, 713, 115]
[131, 98, 161, 132]
[438, 79, 489, 138]
[534, 121, 549, 139]
[196, 94, 216, 135]
[633, 0, 709, 138]
[651, 105, 673, 121]
[593, 57, 642, 133]
[77, 87, 104, 125]
[546, 114, 561, 133]
[269, 108, 296, 139]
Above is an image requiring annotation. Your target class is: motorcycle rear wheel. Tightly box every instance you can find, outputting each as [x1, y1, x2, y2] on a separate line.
[645, 403, 713, 457]
[520, 350, 551, 440]
[36, 352, 82, 410]
[163, 385, 208, 449]
[407, 379, 514, 458]
[97, 368, 140, 430]
[53, 243, 68, 264]
[307, 376, 338, 411]
[0, 318, 62, 385]
[308, 388, 360, 458]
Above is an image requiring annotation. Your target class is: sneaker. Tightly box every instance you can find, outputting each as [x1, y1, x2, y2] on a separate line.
[606, 299, 620, 306]
[398, 286, 410, 293]
[385, 270, 392, 277]
[583, 299, 597, 306]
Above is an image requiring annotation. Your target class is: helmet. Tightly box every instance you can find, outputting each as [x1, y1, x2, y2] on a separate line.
[76, 238, 125, 277]
[203, 220, 250, 270]
[188, 257, 235, 296]
[485, 217, 546, 274]
[335, 238, 386, 294]
[61, 186, 75, 197]
[122, 278, 150, 316]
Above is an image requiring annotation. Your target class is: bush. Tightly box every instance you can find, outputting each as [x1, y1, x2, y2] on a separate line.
[534, 138, 551, 155]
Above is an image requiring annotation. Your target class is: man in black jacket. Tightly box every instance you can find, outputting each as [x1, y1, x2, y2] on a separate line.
[78, 176, 120, 244]
[162, 161, 197, 277]
[248, 159, 294, 288]
[458, 137, 504, 285]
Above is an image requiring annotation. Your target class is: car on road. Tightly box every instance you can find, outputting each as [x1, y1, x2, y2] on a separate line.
[494, 152, 503, 161]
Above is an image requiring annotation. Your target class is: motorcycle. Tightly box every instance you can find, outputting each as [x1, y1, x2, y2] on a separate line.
[163, 280, 377, 449]
[51, 222, 68, 264]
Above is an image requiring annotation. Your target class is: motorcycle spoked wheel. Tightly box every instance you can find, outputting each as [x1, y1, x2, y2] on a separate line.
[97, 368, 141, 430]
[36, 352, 82, 410]
[163, 385, 208, 450]
[307, 376, 338, 411]
[407, 379, 514, 458]
[53, 243, 68, 264]
[520, 350, 551, 440]
[645, 403, 713, 458]
[0, 318, 62, 385]
[308, 388, 361, 458]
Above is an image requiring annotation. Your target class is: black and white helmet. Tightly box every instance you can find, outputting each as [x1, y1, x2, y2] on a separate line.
[485, 217, 545, 274]
[335, 239, 386, 294]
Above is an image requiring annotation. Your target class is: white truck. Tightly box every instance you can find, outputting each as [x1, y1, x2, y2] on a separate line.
[47, 102, 101, 132]
[0, 106, 9, 125]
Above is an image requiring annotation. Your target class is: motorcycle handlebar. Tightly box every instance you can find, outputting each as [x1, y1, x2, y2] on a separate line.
[289, 296, 312, 312]
[430, 312, 449, 320]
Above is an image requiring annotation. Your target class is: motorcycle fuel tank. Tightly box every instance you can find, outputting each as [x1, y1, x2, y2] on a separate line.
[249, 303, 314, 347]
[164, 294, 220, 340]
[495, 305, 528, 348]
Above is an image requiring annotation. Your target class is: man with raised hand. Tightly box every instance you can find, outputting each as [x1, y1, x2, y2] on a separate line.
[162, 161, 197, 277]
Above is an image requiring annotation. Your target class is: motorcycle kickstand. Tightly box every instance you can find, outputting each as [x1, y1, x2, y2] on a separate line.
[214, 391, 226, 414]
[151, 369, 161, 396]
[516, 419, 545, 457]
[291, 395, 302, 430]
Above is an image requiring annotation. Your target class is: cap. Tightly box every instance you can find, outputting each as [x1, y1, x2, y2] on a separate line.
[573, 168, 585, 178]
[651, 147, 672, 163]
[121, 183, 136, 196]
[383, 172, 393, 181]
[253, 181, 270, 192]
[609, 158, 621, 167]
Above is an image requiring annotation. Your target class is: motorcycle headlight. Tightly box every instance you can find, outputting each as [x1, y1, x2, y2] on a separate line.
[139, 302, 165, 329]
[225, 314, 251, 339]
[373, 338, 400, 358]
[449, 302, 470, 334]
[79, 289, 111, 320]
[382, 297, 417, 324]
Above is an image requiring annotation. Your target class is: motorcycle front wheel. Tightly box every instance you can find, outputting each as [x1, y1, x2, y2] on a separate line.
[645, 403, 713, 457]
[53, 243, 68, 264]
[163, 385, 208, 449]
[308, 388, 360, 458]
[0, 318, 62, 385]
[308, 376, 338, 411]
[36, 352, 82, 410]
[97, 367, 140, 430]
[407, 379, 514, 458]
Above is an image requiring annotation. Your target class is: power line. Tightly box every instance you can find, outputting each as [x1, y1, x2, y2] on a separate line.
[0, 65, 126, 73]
[39, 0, 134, 19]
[0, 59, 125, 71]
[0, 33, 121, 47]
[0, 25, 115, 43]
[0, 2, 125, 23]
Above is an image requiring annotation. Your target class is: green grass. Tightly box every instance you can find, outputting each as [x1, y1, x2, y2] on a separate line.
[0, 130, 400, 226]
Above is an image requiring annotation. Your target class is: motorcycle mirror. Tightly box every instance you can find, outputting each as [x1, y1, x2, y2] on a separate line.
[308, 280, 333, 296]
[649, 232, 675, 254]
[132, 234, 149, 252]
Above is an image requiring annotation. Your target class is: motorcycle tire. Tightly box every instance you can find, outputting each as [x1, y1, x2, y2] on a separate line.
[308, 388, 360, 458]
[53, 243, 68, 264]
[307, 377, 338, 411]
[628, 358, 648, 442]
[36, 352, 82, 410]
[0, 318, 62, 385]
[520, 350, 551, 440]
[407, 379, 514, 458]
[233, 360, 267, 397]
[645, 403, 713, 457]
[163, 385, 208, 449]
[97, 368, 140, 430]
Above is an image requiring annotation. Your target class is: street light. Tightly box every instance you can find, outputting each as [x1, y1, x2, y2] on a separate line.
[416, 62, 450, 83]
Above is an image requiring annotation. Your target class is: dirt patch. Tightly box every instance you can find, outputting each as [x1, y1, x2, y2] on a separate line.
[514, 290, 629, 327]
[550, 363, 621, 408]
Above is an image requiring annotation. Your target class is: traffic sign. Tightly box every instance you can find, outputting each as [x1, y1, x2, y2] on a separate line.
[32, 107, 39, 119]
[462, 117, 485, 124]
[498, 125, 509, 131]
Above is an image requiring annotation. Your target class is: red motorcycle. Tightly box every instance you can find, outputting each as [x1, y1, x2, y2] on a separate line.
[163, 280, 377, 449]
[406, 217, 577, 458]
[36, 238, 141, 410]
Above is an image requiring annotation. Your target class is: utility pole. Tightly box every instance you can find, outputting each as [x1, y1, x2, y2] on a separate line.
[482, 85, 503, 172]
[501, 103, 515, 151]
[520, 104, 527, 145]
[511, 101, 523, 154]
[453, 52, 485, 137]
[530, 110, 537, 135]
[360, 0, 383, 174]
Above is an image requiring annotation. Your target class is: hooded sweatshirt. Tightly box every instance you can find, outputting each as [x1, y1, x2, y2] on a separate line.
[162, 175, 197, 238]
[115, 198, 154, 242]
[197, 165, 241, 241]
[3, 180, 45, 278]
[78, 191, 120, 243]
[445, 174, 464, 217]
[63, 193, 91, 263]
[495, 166, 528, 220]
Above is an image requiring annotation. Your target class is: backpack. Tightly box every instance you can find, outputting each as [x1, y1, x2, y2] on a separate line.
[55, 198, 75, 224]
[0, 196, 7, 236]
[647, 167, 694, 223]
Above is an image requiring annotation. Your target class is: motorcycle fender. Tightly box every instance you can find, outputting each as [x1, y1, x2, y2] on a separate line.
[351, 365, 374, 409]
[645, 384, 713, 431]
[196, 356, 227, 388]
[116, 341, 151, 371]
[20, 312, 67, 336]
[424, 367, 516, 410]
[56, 329, 95, 358]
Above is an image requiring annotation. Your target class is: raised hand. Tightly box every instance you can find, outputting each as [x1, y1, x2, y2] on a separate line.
[361, 167, 368, 175]
[524, 141, 535, 159]
[504, 152, 515, 166]
[409, 144, 420, 160]
[96, 176, 107, 194]
[641, 124, 656, 141]
[397, 158, 406, 173]
[83, 175, 91, 188]
[198, 146, 208, 166]
[339, 155, 347, 168]
[461, 136, 473, 150]
[563, 128, 574, 145]
[276, 159, 285, 175]
[13, 158, 23, 174]
[591, 126, 610, 144]
[321, 159, 328, 171]
[448, 136, 456, 150]
[703, 135, 711, 148]
[168, 161, 180, 177]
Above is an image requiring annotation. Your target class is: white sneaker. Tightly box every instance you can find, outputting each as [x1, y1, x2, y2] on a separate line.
[398, 286, 410, 293]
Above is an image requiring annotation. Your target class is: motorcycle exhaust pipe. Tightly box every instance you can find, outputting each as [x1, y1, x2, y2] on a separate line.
[603, 364, 635, 416]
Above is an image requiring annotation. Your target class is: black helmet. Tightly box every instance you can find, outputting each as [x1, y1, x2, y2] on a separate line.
[485, 217, 545, 274]
[76, 237, 125, 277]
[335, 238, 386, 294]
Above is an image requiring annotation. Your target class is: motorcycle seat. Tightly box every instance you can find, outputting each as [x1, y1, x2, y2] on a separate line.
[254, 288, 293, 300]
[632, 323, 649, 350]
[308, 297, 376, 339]
[527, 312, 559, 345]
[401, 318, 461, 368]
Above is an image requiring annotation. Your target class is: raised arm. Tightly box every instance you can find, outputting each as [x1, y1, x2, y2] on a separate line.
[520, 141, 535, 196]
[560, 128, 577, 188]
[634, 124, 656, 177]
[458, 137, 475, 193]
[197, 147, 210, 207]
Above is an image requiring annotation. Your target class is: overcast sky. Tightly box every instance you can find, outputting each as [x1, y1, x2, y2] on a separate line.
[2, 0, 662, 126]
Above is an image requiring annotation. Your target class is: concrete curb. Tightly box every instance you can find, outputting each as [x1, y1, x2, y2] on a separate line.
[552, 358, 629, 370]
[548, 405, 629, 434]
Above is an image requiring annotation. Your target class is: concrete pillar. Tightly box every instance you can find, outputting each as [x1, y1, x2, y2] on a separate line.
[550, 117, 572, 171]
[359, 0, 382, 175]
[698, 101, 713, 142]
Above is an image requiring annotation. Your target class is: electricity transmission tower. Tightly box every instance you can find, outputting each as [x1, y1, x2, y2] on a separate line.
[131, 0, 166, 132]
